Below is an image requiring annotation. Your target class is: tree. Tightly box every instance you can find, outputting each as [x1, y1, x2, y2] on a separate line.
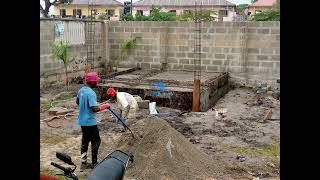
[40, 0, 72, 18]
[176, 9, 216, 21]
[251, 0, 258, 3]
[51, 39, 70, 90]
[249, 0, 280, 21]
[236, 4, 249, 13]
[249, 8, 280, 21]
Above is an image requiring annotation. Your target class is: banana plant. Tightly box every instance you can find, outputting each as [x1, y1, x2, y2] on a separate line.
[114, 37, 137, 71]
[51, 39, 70, 90]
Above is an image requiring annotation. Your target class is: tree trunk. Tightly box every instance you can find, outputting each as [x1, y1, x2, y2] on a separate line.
[65, 66, 69, 90]
[41, 0, 58, 18]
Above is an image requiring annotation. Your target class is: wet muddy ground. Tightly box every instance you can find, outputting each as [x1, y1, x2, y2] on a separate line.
[40, 84, 279, 180]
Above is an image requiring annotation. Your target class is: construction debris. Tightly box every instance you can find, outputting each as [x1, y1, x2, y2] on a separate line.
[236, 155, 246, 162]
[48, 107, 73, 115]
[263, 109, 273, 121]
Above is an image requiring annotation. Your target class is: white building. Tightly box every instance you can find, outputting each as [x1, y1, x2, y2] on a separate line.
[132, 0, 237, 21]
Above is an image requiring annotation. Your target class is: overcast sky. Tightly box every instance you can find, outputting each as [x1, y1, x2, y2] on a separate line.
[40, 0, 252, 15]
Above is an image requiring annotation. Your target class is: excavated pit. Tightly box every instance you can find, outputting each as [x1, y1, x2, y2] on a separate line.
[97, 70, 229, 111]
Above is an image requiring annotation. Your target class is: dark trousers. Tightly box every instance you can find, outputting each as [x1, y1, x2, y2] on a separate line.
[80, 125, 101, 164]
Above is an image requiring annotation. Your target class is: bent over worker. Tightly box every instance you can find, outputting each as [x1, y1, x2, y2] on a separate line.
[106, 88, 139, 125]
[76, 72, 110, 170]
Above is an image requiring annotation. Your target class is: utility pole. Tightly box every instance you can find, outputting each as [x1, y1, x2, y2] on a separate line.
[131, 0, 133, 15]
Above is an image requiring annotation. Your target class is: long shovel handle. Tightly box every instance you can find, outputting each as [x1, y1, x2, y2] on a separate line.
[107, 107, 135, 138]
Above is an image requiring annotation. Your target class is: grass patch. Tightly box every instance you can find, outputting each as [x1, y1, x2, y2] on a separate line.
[40, 131, 67, 144]
[40, 100, 58, 110]
[40, 92, 73, 110]
[225, 165, 248, 174]
[224, 144, 280, 158]
[55, 92, 73, 101]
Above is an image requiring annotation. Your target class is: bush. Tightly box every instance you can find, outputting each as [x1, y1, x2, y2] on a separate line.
[121, 5, 176, 21]
[98, 13, 108, 20]
[250, 8, 280, 21]
[176, 9, 216, 21]
[121, 13, 134, 21]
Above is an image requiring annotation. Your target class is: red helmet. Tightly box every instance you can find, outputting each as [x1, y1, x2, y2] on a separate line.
[107, 88, 116, 96]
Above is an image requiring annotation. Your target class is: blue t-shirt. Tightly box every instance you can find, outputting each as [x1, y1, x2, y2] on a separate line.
[77, 86, 99, 126]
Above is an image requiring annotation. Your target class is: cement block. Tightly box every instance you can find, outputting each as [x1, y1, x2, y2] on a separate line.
[167, 52, 175, 57]
[215, 54, 225, 59]
[179, 59, 189, 64]
[271, 55, 280, 61]
[257, 55, 268, 60]
[183, 64, 194, 70]
[143, 57, 153, 62]
[261, 49, 273, 54]
[151, 28, 160, 33]
[257, 29, 270, 34]
[176, 28, 187, 33]
[271, 29, 280, 34]
[168, 28, 175, 33]
[141, 63, 151, 69]
[207, 66, 218, 71]
[247, 61, 260, 67]
[261, 62, 273, 68]
[140, 28, 150, 32]
[151, 64, 161, 69]
[179, 34, 189, 39]
[248, 48, 260, 54]
[212, 60, 223, 65]
[168, 58, 178, 63]
[216, 28, 226, 33]
[137, 100, 150, 109]
[202, 47, 209, 53]
[247, 28, 256, 33]
[248, 22, 261, 27]
[176, 53, 186, 58]
[173, 64, 183, 69]
[179, 46, 189, 51]
[188, 53, 194, 58]
[202, 60, 211, 65]
[227, 55, 235, 60]
[231, 48, 241, 53]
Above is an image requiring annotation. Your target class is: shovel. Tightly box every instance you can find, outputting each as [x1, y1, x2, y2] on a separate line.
[107, 106, 135, 138]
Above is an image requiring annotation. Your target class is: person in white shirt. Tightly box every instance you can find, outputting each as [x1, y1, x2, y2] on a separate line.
[106, 88, 139, 125]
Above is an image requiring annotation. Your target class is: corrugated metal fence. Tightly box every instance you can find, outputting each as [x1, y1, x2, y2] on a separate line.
[54, 21, 85, 45]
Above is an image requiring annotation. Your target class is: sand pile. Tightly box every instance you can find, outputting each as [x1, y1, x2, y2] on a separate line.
[116, 117, 223, 180]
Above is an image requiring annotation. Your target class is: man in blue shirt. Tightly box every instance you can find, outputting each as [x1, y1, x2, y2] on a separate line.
[76, 72, 110, 170]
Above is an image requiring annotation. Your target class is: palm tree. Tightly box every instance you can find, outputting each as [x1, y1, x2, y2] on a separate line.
[51, 39, 70, 90]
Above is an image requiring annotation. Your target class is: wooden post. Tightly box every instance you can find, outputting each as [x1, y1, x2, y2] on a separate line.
[192, 79, 201, 112]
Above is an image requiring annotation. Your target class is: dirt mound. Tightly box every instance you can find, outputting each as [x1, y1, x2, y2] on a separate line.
[116, 117, 223, 180]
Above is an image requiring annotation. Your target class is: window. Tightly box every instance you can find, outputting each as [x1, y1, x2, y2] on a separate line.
[60, 9, 66, 17]
[169, 10, 176, 15]
[219, 10, 228, 17]
[73, 9, 82, 18]
[107, 9, 115, 16]
[137, 10, 143, 15]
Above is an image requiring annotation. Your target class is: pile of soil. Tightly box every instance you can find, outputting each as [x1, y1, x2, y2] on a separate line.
[115, 117, 224, 180]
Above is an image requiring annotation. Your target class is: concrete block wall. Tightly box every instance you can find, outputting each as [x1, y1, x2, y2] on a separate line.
[108, 21, 280, 87]
[40, 18, 107, 88]
[40, 20, 279, 88]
